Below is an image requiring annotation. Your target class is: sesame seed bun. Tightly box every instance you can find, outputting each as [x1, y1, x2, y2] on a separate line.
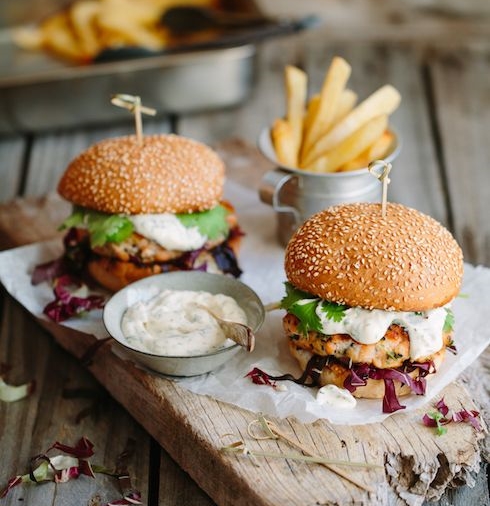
[289, 342, 446, 399]
[57, 134, 225, 214]
[284, 203, 463, 312]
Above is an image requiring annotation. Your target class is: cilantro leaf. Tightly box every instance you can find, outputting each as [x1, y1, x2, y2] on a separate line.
[60, 207, 134, 247]
[280, 282, 317, 310]
[87, 213, 134, 247]
[59, 207, 85, 230]
[443, 308, 454, 333]
[428, 411, 448, 435]
[280, 283, 322, 334]
[176, 205, 229, 241]
[320, 300, 347, 322]
[288, 299, 323, 335]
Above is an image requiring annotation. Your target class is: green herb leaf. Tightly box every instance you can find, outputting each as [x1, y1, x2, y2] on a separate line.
[386, 350, 403, 361]
[176, 204, 229, 240]
[280, 282, 322, 334]
[428, 411, 448, 435]
[320, 300, 347, 322]
[288, 299, 323, 335]
[87, 213, 134, 247]
[60, 207, 134, 247]
[443, 308, 455, 333]
[280, 282, 316, 310]
[59, 206, 85, 230]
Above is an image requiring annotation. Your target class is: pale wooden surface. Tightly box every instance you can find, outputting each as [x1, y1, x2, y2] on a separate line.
[0, 0, 489, 505]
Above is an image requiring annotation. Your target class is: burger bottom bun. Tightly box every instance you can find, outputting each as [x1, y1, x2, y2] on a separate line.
[288, 341, 446, 399]
[88, 258, 164, 293]
[88, 232, 242, 292]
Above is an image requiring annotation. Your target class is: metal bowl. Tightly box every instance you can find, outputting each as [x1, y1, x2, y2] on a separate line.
[103, 271, 265, 377]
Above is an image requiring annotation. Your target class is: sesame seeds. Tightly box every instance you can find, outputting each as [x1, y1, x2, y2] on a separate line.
[284, 202, 464, 311]
[57, 134, 225, 214]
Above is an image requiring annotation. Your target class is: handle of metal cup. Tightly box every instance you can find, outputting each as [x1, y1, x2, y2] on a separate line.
[259, 168, 301, 227]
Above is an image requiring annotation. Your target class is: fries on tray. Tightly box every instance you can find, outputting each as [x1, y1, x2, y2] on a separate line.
[12, 0, 214, 63]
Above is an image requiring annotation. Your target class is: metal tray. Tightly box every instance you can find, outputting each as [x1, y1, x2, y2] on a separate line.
[0, 1, 260, 133]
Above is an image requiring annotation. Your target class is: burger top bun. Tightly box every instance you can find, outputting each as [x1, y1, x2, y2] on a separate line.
[57, 134, 225, 215]
[284, 202, 463, 312]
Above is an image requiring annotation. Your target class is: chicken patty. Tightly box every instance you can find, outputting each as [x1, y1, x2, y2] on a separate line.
[283, 313, 450, 369]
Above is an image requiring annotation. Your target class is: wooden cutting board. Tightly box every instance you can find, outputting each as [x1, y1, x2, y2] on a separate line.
[0, 141, 486, 506]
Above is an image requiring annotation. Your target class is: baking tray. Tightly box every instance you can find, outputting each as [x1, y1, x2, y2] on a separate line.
[0, 0, 261, 134]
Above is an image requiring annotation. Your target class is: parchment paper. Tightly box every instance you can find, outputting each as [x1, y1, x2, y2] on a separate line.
[0, 179, 489, 424]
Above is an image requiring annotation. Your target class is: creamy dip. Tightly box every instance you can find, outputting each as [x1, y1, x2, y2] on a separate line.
[129, 214, 206, 251]
[316, 384, 357, 409]
[121, 289, 248, 356]
[304, 301, 449, 361]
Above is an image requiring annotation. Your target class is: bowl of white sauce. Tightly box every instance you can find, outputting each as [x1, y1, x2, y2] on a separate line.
[103, 271, 265, 376]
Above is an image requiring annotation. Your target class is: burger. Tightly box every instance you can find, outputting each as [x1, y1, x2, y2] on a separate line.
[55, 134, 243, 292]
[280, 202, 463, 412]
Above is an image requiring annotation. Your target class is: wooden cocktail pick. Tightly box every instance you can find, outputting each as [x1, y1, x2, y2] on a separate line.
[368, 159, 392, 218]
[110, 94, 157, 144]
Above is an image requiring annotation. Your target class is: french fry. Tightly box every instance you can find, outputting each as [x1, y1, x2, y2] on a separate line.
[301, 57, 351, 158]
[331, 89, 357, 126]
[12, 26, 45, 51]
[338, 130, 395, 172]
[70, 1, 101, 57]
[284, 65, 307, 167]
[271, 118, 297, 167]
[13, 0, 211, 62]
[97, 0, 166, 50]
[304, 115, 388, 173]
[303, 93, 320, 140]
[303, 89, 357, 145]
[302, 84, 400, 167]
[41, 12, 88, 62]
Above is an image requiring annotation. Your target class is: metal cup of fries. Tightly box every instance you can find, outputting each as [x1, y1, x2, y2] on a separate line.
[258, 127, 400, 246]
[258, 58, 402, 246]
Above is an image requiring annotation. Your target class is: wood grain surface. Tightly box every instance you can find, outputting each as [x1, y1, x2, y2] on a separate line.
[1, 3, 489, 502]
[0, 140, 487, 505]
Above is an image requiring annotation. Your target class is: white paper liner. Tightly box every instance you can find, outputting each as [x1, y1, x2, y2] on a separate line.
[0, 179, 489, 425]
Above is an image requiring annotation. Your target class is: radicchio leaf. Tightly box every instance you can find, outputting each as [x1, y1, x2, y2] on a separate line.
[344, 361, 434, 413]
[49, 436, 95, 459]
[382, 379, 405, 413]
[106, 491, 142, 506]
[0, 438, 96, 498]
[43, 275, 105, 323]
[245, 355, 328, 388]
[422, 397, 482, 435]
[245, 368, 277, 387]
[452, 409, 482, 431]
[435, 397, 449, 416]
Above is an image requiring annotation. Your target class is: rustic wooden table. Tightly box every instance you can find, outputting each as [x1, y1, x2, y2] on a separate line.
[0, 1, 489, 505]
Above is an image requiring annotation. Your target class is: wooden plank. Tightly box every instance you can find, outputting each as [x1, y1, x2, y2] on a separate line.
[429, 44, 490, 266]
[0, 163, 486, 506]
[257, 0, 490, 42]
[0, 296, 150, 505]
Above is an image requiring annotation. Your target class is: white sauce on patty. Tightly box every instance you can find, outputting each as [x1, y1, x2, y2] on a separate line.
[121, 289, 247, 356]
[309, 301, 449, 361]
[129, 213, 207, 251]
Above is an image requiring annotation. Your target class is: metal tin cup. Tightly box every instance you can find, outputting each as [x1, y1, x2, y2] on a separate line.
[258, 127, 401, 246]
